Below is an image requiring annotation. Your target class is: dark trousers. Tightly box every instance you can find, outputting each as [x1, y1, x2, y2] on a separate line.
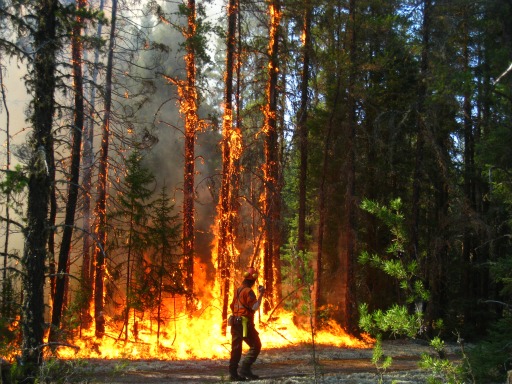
[229, 320, 261, 374]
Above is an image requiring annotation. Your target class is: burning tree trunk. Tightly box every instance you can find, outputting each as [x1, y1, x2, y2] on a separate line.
[217, 0, 242, 333]
[81, 0, 105, 331]
[261, 0, 282, 312]
[182, 0, 199, 311]
[49, 0, 87, 343]
[21, 0, 59, 371]
[93, 0, 118, 338]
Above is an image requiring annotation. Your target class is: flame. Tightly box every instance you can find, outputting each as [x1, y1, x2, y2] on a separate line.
[55, 258, 369, 360]
[56, 305, 369, 360]
[52, 0, 370, 360]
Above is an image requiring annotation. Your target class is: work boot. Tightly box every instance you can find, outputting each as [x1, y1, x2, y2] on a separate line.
[239, 364, 259, 380]
[229, 369, 247, 382]
[229, 373, 247, 382]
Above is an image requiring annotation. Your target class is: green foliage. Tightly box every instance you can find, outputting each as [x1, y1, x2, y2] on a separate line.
[358, 198, 467, 383]
[360, 198, 406, 249]
[371, 335, 393, 384]
[358, 198, 428, 306]
[9, 358, 88, 384]
[490, 255, 512, 298]
[358, 199, 424, 339]
[419, 337, 466, 384]
[146, 185, 183, 295]
[466, 314, 512, 383]
[359, 303, 420, 338]
[35, 358, 86, 383]
[280, 232, 314, 315]
[107, 149, 157, 335]
[0, 166, 28, 195]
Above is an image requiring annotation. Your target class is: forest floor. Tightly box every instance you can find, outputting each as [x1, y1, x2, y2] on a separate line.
[67, 339, 465, 384]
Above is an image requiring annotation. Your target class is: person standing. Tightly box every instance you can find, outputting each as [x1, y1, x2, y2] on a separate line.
[228, 267, 266, 381]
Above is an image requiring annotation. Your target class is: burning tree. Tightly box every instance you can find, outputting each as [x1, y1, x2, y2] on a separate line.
[216, 0, 243, 332]
[161, 0, 209, 312]
[261, 0, 283, 312]
[49, 0, 88, 345]
[181, 0, 200, 312]
[93, 0, 118, 338]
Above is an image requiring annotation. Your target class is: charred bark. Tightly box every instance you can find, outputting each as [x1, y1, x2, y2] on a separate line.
[49, 0, 87, 343]
[217, 0, 241, 334]
[297, 0, 311, 261]
[93, 0, 117, 338]
[183, 0, 198, 312]
[21, 0, 59, 372]
[262, 0, 281, 312]
[81, 0, 105, 331]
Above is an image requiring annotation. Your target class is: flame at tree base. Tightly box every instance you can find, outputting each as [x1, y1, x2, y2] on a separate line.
[56, 302, 370, 361]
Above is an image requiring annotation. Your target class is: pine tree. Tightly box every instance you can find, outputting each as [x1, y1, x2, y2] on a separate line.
[146, 185, 183, 345]
[109, 149, 155, 341]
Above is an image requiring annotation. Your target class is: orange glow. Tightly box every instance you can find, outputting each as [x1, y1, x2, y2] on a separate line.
[56, 274, 369, 360]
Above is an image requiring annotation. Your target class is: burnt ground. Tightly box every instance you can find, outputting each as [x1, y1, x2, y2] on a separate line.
[66, 339, 464, 383]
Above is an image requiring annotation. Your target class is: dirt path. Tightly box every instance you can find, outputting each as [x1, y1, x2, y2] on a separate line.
[71, 340, 461, 383]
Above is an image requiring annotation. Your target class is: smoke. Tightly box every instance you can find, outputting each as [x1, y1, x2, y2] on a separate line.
[129, 2, 223, 278]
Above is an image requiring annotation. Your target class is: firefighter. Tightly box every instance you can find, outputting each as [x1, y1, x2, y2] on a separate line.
[228, 267, 266, 381]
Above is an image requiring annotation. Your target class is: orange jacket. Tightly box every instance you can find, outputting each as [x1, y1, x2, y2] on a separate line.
[230, 284, 257, 318]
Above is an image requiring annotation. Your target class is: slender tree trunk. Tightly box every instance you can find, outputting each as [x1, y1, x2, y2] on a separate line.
[338, 0, 357, 333]
[124, 217, 134, 342]
[49, 0, 87, 343]
[48, 138, 57, 299]
[81, 0, 105, 331]
[297, 0, 311, 263]
[295, 0, 314, 328]
[21, 0, 59, 372]
[217, 0, 241, 334]
[411, 0, 430, 260]
[261, 0, 282, 312]
[93, 0, 118, 338]
[0, 61, 11, 313]
[156, 247, 164, 344]
[182, 0, 198, 312]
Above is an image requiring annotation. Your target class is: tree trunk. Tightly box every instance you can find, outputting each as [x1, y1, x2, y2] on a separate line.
[93, 0, 118, 338]
[217, 0, 241, 334]
[21, 0, 59, 372]
[49, 0, 86, 343]
[182, 0, 198, 312]
[262, 0, 282, 312]
[0, 60, 11, 313]
[48, 140, 57, 299]
[338, 0, 357, 333]
[411, 0, 430, 260]
[297, 0, 311, 264]
[81, 0, 105, 332]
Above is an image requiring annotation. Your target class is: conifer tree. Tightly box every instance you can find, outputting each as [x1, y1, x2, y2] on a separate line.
[146, 185, 183, 344]
[109, 149, 155, 341]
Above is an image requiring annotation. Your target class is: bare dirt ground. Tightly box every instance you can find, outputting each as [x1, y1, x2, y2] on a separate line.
[70, 339, 463, 383]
